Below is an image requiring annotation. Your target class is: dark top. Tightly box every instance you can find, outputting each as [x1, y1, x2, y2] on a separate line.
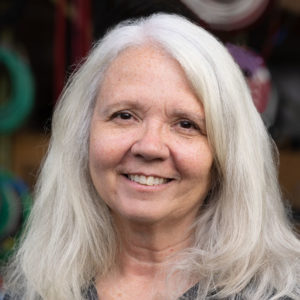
[3, 283, 199, 300]
[4, 283, 293, 299]
[83, 283, 199, 299]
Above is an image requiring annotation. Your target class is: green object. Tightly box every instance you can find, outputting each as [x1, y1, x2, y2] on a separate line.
[0, 47, 35, 133]
[0, 182, 21, 241]
[0, 170, 32, 262]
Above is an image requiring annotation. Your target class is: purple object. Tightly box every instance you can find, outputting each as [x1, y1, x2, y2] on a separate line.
[226, 43, 263, 75]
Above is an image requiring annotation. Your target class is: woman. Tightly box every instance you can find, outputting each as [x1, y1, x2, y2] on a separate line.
[4, 13, 300, 300]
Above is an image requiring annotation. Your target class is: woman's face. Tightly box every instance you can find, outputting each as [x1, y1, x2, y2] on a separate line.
[89, 45, 213, 225]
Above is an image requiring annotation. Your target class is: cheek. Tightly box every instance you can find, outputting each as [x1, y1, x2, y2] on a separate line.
[89, 133, 120, 173]
[174, 140, 213, 179]
[89, 126, 135, 173]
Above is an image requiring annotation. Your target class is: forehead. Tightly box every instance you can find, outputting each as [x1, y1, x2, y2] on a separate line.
[106, 44, 173, 72]
[99, 44, 197, 99]
[95, 44, 205, 120]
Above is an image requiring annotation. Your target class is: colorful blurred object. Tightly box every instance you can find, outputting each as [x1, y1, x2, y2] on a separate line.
[0, 170, 32, 262]
[54, 0, 92, 102]
[180, 0, 270, 30]
[0, 47, 35, 134]
[227, 43, 278, 128]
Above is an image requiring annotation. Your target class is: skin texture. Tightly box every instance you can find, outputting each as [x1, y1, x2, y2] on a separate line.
[89, 45, 213, 299]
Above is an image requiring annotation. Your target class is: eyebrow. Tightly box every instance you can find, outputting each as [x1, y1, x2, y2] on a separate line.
[170, 108, 206, 125]
[99, 100, 146, 115]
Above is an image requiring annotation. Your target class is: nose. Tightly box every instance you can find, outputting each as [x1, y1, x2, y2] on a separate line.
[130, 122, 170, 161]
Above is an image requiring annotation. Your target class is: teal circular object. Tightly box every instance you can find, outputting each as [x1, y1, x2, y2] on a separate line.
[0, 47, 35, 133]
[0, 170, 32, 262]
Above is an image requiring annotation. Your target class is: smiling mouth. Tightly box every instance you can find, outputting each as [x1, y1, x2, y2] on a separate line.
[123, 174, 173, 186]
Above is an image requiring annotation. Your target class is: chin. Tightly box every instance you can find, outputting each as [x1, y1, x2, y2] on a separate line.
[112, 207, 170, 225]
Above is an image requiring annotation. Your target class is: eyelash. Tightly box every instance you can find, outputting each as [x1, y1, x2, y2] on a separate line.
[178, 120, 199, 130]
[111, 111, 133, 120]
[110, 111, 203, 134]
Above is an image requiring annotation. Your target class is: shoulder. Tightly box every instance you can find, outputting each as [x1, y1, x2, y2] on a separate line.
[2, 293, 22, 300]
[178, 283, 199, 300]
[83, 284, 98, 300]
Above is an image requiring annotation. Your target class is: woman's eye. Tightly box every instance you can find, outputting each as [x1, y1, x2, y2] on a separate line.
[112, 111, 133, 120]
[179, 120, 198, 130]
[119, 112, 132, 119]
[176, 119, 206, 135]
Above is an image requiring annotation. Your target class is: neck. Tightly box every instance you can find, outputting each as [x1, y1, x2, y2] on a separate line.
[113, 215, 195, 278]
[95, 216, 197, 300]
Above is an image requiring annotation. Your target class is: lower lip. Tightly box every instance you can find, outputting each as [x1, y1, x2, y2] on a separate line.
[121, 175, 173, 192]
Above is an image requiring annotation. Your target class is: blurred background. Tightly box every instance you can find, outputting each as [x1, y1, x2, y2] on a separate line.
[0, 0, 300, 286]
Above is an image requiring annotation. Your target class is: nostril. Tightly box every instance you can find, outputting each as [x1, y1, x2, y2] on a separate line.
[130, 137, 170, 161]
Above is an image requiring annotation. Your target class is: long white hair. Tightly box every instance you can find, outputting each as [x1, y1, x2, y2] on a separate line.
[4, 13, 300, 300]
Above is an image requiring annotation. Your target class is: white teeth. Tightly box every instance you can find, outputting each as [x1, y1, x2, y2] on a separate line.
[128, 174, 168, 186]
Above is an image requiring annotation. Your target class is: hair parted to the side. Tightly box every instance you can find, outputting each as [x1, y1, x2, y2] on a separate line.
[4, 13, 299, 300]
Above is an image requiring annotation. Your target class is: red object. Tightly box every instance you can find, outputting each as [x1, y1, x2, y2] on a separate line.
[53, 0, 92, 102]
[247, 68, 271, 113]
[226, 43, 271, 113]
[72, 0, 92, 66]
[54, 0, 67, 102]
